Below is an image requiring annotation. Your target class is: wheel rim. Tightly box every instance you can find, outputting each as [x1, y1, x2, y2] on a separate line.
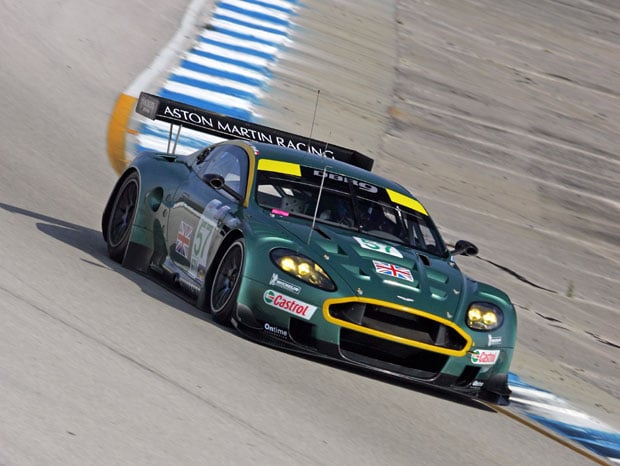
[211, 242, 243, 313]
[109, 179, 138, 247]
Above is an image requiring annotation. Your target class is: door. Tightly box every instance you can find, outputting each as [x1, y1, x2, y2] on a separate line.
[166, 143, 249, 287]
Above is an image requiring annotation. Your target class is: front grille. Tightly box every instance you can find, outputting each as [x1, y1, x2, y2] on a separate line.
[328, 301, 469, 354]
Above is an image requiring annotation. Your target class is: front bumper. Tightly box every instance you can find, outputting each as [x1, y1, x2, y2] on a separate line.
[233, 295, 513, 402]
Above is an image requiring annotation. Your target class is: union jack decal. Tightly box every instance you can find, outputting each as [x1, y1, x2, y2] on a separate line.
[372, 260, 413, 282]
[175, 221, 193, 259]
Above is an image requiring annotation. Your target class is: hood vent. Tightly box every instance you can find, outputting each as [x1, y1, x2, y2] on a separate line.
[312, 226, 332, 240]
[430, 288, 448, 301]
[426, 268, 449, 284]
[315, 238, 348, 256]
[342, 264, 371, 281]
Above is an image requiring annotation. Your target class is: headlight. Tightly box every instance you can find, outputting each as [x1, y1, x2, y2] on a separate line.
[270, 248, 336, 291]
[466, 302, 503, 331]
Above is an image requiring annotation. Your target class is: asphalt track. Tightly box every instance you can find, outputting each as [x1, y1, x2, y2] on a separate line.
[1, 0, 618, 465]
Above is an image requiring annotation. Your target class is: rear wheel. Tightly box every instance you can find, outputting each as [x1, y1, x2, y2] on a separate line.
[207, 239, 245, 325]
[107, 173, 139, 262]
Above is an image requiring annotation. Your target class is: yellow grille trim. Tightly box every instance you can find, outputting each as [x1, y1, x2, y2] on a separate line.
[323, 297, 472, 357]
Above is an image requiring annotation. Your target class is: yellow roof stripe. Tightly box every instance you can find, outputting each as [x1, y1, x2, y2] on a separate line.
[387, 189, 428, 216]
[257, 158, 301, 176]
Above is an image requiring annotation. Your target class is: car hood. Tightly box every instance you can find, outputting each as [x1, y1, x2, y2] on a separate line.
[274, 219, 469, 320]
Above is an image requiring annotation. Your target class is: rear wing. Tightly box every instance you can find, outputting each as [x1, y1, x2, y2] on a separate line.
[136, 92, 374, 171]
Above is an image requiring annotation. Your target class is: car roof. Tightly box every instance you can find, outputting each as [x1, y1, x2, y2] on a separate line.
[246, 141, 416, 198]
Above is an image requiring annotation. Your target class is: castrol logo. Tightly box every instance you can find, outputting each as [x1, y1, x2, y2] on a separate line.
[470, 349, 500, 365]
[263, 290, 317, 320]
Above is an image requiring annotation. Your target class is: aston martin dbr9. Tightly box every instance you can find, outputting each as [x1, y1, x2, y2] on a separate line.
[102, 93, 516, 403]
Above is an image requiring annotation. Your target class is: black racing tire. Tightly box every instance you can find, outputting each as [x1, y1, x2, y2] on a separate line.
[106, 173, 139, 263]
[207, 238, 245, 325]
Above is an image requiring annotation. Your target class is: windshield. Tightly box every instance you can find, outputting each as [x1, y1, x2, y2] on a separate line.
[255, 166, 447, 256]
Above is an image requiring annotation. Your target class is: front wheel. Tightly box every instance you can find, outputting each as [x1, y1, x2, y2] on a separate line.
[206, 239, 245, 325]
[106, 173, 139, 262]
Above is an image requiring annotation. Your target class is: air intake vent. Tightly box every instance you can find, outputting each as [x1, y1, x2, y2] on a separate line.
[326, 299, 470, 356]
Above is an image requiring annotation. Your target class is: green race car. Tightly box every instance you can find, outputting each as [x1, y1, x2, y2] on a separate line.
[102, 93, 516, 403]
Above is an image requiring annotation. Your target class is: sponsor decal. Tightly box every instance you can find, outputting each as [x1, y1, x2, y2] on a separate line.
[162, 105, 335, 157]
[164, 105, 214, 129]
[354, 236, 403, 258]
[137, 93, 158, 119]
[269, 273, 301, 294]
[312, 170, 378, 193]
[175, 221, 193, 259]
[373, 260, 413, 282]
[263, 322, 288, 338]
[471, 380, 484, 388]
[470, 349, 500, 365]
[263, 290, 317, 320]
[271, 208, 289, 217]
[189, 206, 217, 280]
[196, 263, 207, 283]
[219, 121, 276, 145]
[488, 335, 502, 346]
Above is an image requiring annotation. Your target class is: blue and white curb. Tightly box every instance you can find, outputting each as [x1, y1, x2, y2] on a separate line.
[106, 1, 620, 463]
[107, 0, 298, 174]
[508, 373, 620, 464]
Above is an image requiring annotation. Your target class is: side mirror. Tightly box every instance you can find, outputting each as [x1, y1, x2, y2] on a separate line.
[451, 240, 478, 257]
[201, 173, 243, 203]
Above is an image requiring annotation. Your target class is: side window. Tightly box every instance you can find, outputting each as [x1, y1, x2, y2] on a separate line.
[418, 223, 438, 250]
[408, 215, 439, 253]
[197, 145, 248, 198]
